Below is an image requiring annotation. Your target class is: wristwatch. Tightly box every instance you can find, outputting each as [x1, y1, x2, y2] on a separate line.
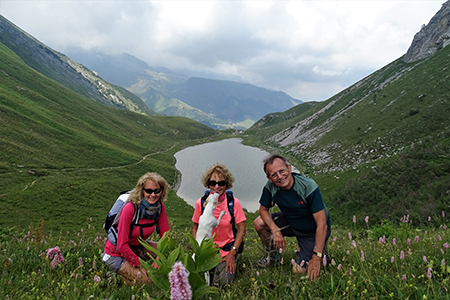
[232, 246, 237, 251]
[313, 251, 323, 258]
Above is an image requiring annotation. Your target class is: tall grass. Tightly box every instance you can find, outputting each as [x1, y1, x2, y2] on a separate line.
[2, 211, 448, 299]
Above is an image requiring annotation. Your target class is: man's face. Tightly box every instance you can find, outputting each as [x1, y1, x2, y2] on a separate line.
[266, 158, 293, 190]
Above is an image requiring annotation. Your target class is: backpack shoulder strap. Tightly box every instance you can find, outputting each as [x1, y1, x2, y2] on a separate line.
[128, 203, 140, 238]
[200, 190, 210, 215]
[226, 190, 235, 223]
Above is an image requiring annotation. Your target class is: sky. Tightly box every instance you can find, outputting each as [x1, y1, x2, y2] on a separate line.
[0, 0, 445, 102]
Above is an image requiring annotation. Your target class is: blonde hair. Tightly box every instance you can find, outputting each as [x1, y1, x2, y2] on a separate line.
[201, 163, 234, 190]
[128, 172, 169, 205]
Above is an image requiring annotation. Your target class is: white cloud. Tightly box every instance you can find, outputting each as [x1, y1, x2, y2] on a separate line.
[0, 0, 445, 101]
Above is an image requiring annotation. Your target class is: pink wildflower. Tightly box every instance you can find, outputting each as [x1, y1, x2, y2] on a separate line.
[94, 275, 101, 283]
[412, 274, 415, 278]
[361, 251, 365, 262]
[400, 251, 405, 260]
[427, 268, 432, 279]
[78, 257, 83, 267]
[423, 256, 427, 263]
[408, 248, 412, 255]
[402, 274, 406, 280]
[348, 232, 352, 240]
[323, 255, 327, 266]
[337, 264, 342, 270]
[349, 268, 352, 275]
[256, 271, 260, 276]
[443, 211, 446, 218]
[407, 238, 411, 245]
[438, 235, 442, 241]
[444, 242, 449, 250]
[428, 216, 431, 221]
[442, 259, 446, 266]
[352, 240, 357, 248]
[414, 236, 419, 243]
[331, 259, 335, 266]
[393, 238, 396, 245]
[365, 216, 369, 224]
[46, 246, 61, 259]
[46, 246, 64, 269]
[169, 262, 192, 300]
[391, 256, 394, 263]
[353, 216, 356, 223]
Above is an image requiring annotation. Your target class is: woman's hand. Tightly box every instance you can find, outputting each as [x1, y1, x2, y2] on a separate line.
[223, 251, 236, 274]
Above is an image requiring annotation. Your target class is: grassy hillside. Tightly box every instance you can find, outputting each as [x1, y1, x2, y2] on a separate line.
[0, 42, 219, 232]
[245, 47, 450, 226]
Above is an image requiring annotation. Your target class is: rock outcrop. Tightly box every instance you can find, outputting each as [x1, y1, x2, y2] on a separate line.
[404, 1, 450, 63]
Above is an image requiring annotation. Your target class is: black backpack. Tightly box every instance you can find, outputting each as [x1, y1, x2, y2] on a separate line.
[104, 191, 159, 247]
[200, 190, 244, 253]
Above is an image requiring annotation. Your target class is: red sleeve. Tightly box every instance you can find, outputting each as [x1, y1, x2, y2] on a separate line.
[116, 203, 141, 267]
[233, 197, 247, 224]
[157, 203, 170, 237]
[191, 198, 202, 224]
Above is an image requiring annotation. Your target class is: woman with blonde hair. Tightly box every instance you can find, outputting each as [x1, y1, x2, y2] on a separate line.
[103, 172, 170, 284]
[192, 163, 246, 286]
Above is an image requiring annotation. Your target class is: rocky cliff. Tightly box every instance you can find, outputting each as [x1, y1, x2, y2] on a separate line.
[404, 1, 450, 63]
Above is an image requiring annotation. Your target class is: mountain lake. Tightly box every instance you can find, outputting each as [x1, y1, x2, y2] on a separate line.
[174, 138, 270, 212]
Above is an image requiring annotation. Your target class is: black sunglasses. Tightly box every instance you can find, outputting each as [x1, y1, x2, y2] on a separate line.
[208, 180, 227, 187]
[143, 188, 161, 195]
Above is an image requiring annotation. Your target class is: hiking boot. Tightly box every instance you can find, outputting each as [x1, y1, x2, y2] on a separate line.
[255, 249, 282, 268]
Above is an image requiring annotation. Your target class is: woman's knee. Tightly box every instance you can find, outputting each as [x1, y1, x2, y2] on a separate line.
[117, 262, 151, 285]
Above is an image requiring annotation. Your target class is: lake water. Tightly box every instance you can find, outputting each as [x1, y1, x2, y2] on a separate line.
[174, 138, 270, 212]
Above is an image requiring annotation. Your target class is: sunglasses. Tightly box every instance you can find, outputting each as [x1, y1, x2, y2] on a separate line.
[208, 180, 227, 187]
[143, 188, 161, 195]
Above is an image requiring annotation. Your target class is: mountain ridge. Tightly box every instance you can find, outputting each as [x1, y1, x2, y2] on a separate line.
[0, 15, 156, 116]
[65, 49, 302, 129]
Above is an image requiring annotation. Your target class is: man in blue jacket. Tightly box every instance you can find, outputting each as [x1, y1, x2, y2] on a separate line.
[254, 154, 331, 281]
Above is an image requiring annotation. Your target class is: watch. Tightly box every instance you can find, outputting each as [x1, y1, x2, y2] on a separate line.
[313, 251, 323, 258]
[232, 246, 237, 251]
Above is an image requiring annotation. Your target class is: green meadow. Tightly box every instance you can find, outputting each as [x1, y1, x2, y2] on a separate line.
[1, 26, 450, 298]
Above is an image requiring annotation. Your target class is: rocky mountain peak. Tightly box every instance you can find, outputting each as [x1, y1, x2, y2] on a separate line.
[404, 1, 450, 63]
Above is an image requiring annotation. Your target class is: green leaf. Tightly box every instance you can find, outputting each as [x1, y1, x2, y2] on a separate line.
[187, 233, 200, 252]
[193, 284, 220, 299]
[167, 245, 181, 267]
[138, 237, 167, 263]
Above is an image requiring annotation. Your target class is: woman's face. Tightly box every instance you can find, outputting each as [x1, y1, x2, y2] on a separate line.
[143, 180, 161, 204]
[208, 172, 227, 196]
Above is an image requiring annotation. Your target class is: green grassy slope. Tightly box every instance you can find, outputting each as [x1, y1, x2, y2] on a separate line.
[0, 42, 218, 232]
[245, 48, 450, 226]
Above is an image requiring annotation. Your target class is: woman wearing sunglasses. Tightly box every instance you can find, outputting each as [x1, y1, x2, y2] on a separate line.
[103, 172, 169, 284]
[192, 164, 246, 286]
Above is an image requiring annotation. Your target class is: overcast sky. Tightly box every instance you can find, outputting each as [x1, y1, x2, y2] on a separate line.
[0, 0, 445, 101]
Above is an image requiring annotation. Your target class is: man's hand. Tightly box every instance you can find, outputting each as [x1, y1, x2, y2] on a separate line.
[306, 254, 321, 281]
[272, 230, 286, 251]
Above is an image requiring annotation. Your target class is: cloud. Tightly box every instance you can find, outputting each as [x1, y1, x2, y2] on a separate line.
[0, 0, 445, 101]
